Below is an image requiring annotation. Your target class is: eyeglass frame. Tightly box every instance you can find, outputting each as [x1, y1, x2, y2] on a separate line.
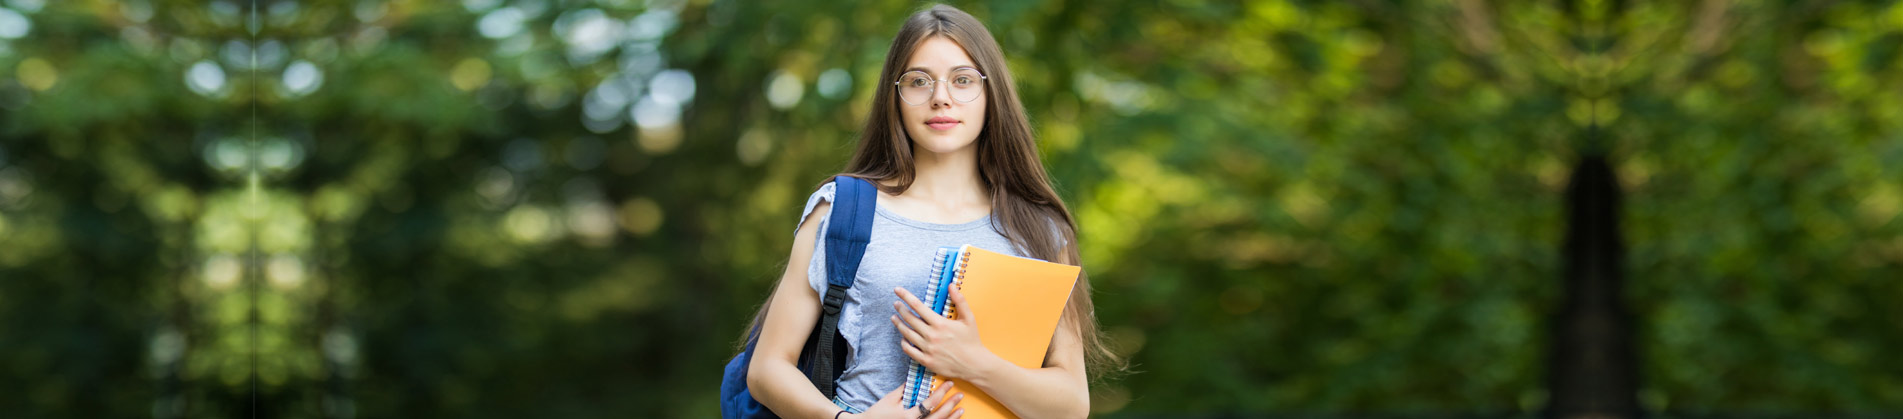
[892, 67, 988, 106]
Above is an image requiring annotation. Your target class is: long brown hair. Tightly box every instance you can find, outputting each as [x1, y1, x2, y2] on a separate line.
[743, 4, 1122, 384]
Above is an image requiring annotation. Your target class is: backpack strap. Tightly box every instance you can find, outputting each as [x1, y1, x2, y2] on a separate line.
[807, 175, 876, 399]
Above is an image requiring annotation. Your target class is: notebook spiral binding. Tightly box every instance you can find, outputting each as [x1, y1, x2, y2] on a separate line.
[919, 249, 971, 398]
[901, 247, 956, 408]
[947, 251, 968, 319]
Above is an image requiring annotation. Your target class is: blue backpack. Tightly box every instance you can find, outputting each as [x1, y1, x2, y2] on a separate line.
[721, 176, 877, 418]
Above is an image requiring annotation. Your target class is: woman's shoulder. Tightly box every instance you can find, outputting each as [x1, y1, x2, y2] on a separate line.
[796, 179, 840, 232]
[803, 179, 839, 205]
[798, 175, 887, 222]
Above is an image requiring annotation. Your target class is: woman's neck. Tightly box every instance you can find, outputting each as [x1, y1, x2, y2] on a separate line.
[905, 143, 988, 207]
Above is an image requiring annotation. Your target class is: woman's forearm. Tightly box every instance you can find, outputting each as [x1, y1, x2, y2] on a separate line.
[965, 358, 1089, 418]
[747, 360, 843, 419]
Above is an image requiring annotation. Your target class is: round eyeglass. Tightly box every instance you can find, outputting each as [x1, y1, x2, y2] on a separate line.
[894, 68, 986, 106]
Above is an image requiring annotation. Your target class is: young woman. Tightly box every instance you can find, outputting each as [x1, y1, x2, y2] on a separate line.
[743, 4, 1117, 419]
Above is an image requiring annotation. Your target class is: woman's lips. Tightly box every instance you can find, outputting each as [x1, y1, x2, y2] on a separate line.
[926, 116, 959, 131]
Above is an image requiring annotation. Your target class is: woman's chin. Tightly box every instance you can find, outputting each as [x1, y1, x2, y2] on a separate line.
[908, 132, 977, 154]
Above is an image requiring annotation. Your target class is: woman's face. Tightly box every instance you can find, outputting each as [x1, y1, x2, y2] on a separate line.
[897, 36, 987, 155]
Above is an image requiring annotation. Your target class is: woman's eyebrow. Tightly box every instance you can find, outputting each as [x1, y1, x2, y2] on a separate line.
[903, 65, 978, 74]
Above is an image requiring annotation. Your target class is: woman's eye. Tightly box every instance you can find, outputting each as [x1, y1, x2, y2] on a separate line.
[907, 78, 929, 87]
[953, 76, 973, 85]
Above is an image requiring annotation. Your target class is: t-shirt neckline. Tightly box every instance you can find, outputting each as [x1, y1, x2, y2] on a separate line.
[872, 198, 993, 231]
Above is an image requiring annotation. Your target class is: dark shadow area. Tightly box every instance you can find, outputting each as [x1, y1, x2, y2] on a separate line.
[1547, 155, 1641, 419]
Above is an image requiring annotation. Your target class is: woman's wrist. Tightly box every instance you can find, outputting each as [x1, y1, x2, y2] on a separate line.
[963, 352, 1014, 389]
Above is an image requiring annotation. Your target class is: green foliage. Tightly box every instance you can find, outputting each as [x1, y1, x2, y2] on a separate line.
[0, 0, 1898, 417]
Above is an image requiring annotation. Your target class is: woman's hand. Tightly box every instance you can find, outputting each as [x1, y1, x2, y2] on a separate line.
[849, 384, 965, 419]
[891, 287, 1001, 381]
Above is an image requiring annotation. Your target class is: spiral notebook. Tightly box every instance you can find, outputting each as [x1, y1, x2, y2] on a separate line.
[899, 245, 1082, 419]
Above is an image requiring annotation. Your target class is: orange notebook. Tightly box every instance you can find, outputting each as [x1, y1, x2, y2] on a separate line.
[900, 245, 1082, 419]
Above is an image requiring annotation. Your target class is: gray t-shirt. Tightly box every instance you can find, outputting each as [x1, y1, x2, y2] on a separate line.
[797, 181, 1041, 412]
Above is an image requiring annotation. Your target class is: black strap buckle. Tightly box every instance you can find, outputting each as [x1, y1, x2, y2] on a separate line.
[821, 285, 849, 315]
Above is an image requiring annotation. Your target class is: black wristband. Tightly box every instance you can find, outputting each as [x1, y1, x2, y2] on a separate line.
[834, 410, 847, 419]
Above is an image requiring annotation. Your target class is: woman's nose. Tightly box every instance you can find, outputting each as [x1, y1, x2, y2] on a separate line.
[930, 81, 954, 108]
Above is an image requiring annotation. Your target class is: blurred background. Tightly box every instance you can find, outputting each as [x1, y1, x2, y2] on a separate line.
[1, 0, 1900, 417]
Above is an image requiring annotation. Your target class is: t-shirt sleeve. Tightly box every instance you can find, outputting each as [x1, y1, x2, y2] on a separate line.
[798, 181, 837, 295]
